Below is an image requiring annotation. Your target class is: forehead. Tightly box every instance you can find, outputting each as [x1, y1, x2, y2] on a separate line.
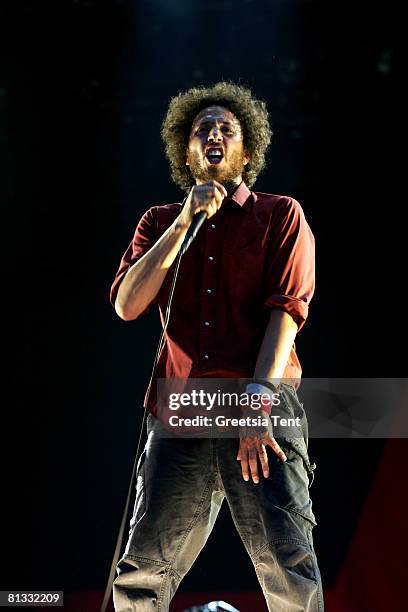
[191, 105, 240, 126]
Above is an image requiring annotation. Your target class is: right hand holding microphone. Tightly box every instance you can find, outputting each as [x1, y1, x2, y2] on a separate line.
[177, 180, 228, 229]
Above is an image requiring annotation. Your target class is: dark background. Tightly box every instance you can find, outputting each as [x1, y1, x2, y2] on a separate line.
[1, 0, 405, 608]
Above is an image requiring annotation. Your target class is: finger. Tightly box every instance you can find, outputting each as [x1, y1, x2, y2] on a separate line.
[257, 443, 269, 478]
[213, 180, 228, 198]
[240, 457, 250, 482]
[213, 187, 224, 208]
[194, 189, 213, 210]
[196, 191, 219, 217]
[195, 201, 214, 218]
[248, 449, 259, 484]
[202, 189, 215, 209]
[198, 185, 224, 213]
[207, 202, 218, 217]
[267, 437, 287, 462]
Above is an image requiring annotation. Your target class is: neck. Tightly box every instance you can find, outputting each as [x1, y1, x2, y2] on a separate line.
[223, 177, 242, 195]
[196, 175, 242, 195]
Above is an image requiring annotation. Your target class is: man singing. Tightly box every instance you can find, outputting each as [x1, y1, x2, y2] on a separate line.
[110, 82, 324, 611]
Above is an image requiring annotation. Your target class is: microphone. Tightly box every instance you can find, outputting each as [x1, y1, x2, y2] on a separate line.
[180, 210, 207, 256]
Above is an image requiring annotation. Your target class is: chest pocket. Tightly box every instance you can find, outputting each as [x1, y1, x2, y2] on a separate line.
[223, 207, 266, 256]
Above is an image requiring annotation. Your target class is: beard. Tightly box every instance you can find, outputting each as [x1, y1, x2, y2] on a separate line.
[188, 149, 246, 188]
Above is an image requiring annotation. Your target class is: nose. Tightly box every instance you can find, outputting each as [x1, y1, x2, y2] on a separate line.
[207, 127, 223, 143]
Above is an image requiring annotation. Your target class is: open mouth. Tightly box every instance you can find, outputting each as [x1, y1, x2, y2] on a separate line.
[205, 147, 224, 165]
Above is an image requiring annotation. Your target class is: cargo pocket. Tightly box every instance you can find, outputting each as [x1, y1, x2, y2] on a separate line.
[276, 385, 316, 485]
[282, 436, 317, 489]
[268, 436, 317, 528]
[277, 383, 309, 443]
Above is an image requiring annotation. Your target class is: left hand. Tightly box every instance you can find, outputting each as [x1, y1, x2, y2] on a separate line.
[236, 410, 287, 484]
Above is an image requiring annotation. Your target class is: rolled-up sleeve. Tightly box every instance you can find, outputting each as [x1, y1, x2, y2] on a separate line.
[110, 206, 158, 311]
[263, 197, 315, 331]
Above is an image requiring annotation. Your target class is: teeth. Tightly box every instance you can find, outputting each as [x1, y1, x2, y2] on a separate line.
[207, 150, 222, 156]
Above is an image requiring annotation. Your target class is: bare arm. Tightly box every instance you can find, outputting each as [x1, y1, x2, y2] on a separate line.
[115, 218, 188, 321]
[115, 180, 227, 321]
[237, 309, 298, 483]
[253, 308, 298, 382]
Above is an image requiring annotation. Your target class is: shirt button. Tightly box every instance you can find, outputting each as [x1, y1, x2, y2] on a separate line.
[208, 256, 214, 261]
[211, 223, 216, 229]
[204, 321, 210, 326]
[206, 288, 212, 294]
[204, 354, 209, 360]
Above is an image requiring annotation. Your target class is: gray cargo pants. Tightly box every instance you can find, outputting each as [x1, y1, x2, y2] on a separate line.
[113, 384, 324, 611]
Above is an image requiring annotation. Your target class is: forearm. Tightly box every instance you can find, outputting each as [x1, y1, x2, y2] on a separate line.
[253, 309, 298, 384]
[115, 216, 189, 321]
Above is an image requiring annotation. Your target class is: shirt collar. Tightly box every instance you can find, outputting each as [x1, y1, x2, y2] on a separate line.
[180, 181, 253, 213]
[225, 181, 253, 213]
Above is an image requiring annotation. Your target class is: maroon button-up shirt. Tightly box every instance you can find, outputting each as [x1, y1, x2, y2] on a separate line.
[110, 182, 315, 416]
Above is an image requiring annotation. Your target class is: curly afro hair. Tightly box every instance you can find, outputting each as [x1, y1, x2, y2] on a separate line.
[161, 81, 272, 192]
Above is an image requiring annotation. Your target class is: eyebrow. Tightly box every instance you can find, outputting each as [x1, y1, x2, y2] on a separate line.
[194, 120, 236, 128]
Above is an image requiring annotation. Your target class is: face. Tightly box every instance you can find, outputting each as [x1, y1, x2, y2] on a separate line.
[186, 105, 250, 188]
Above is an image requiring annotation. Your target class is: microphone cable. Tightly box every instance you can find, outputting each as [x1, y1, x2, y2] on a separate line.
[100, 213, 205, 612]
